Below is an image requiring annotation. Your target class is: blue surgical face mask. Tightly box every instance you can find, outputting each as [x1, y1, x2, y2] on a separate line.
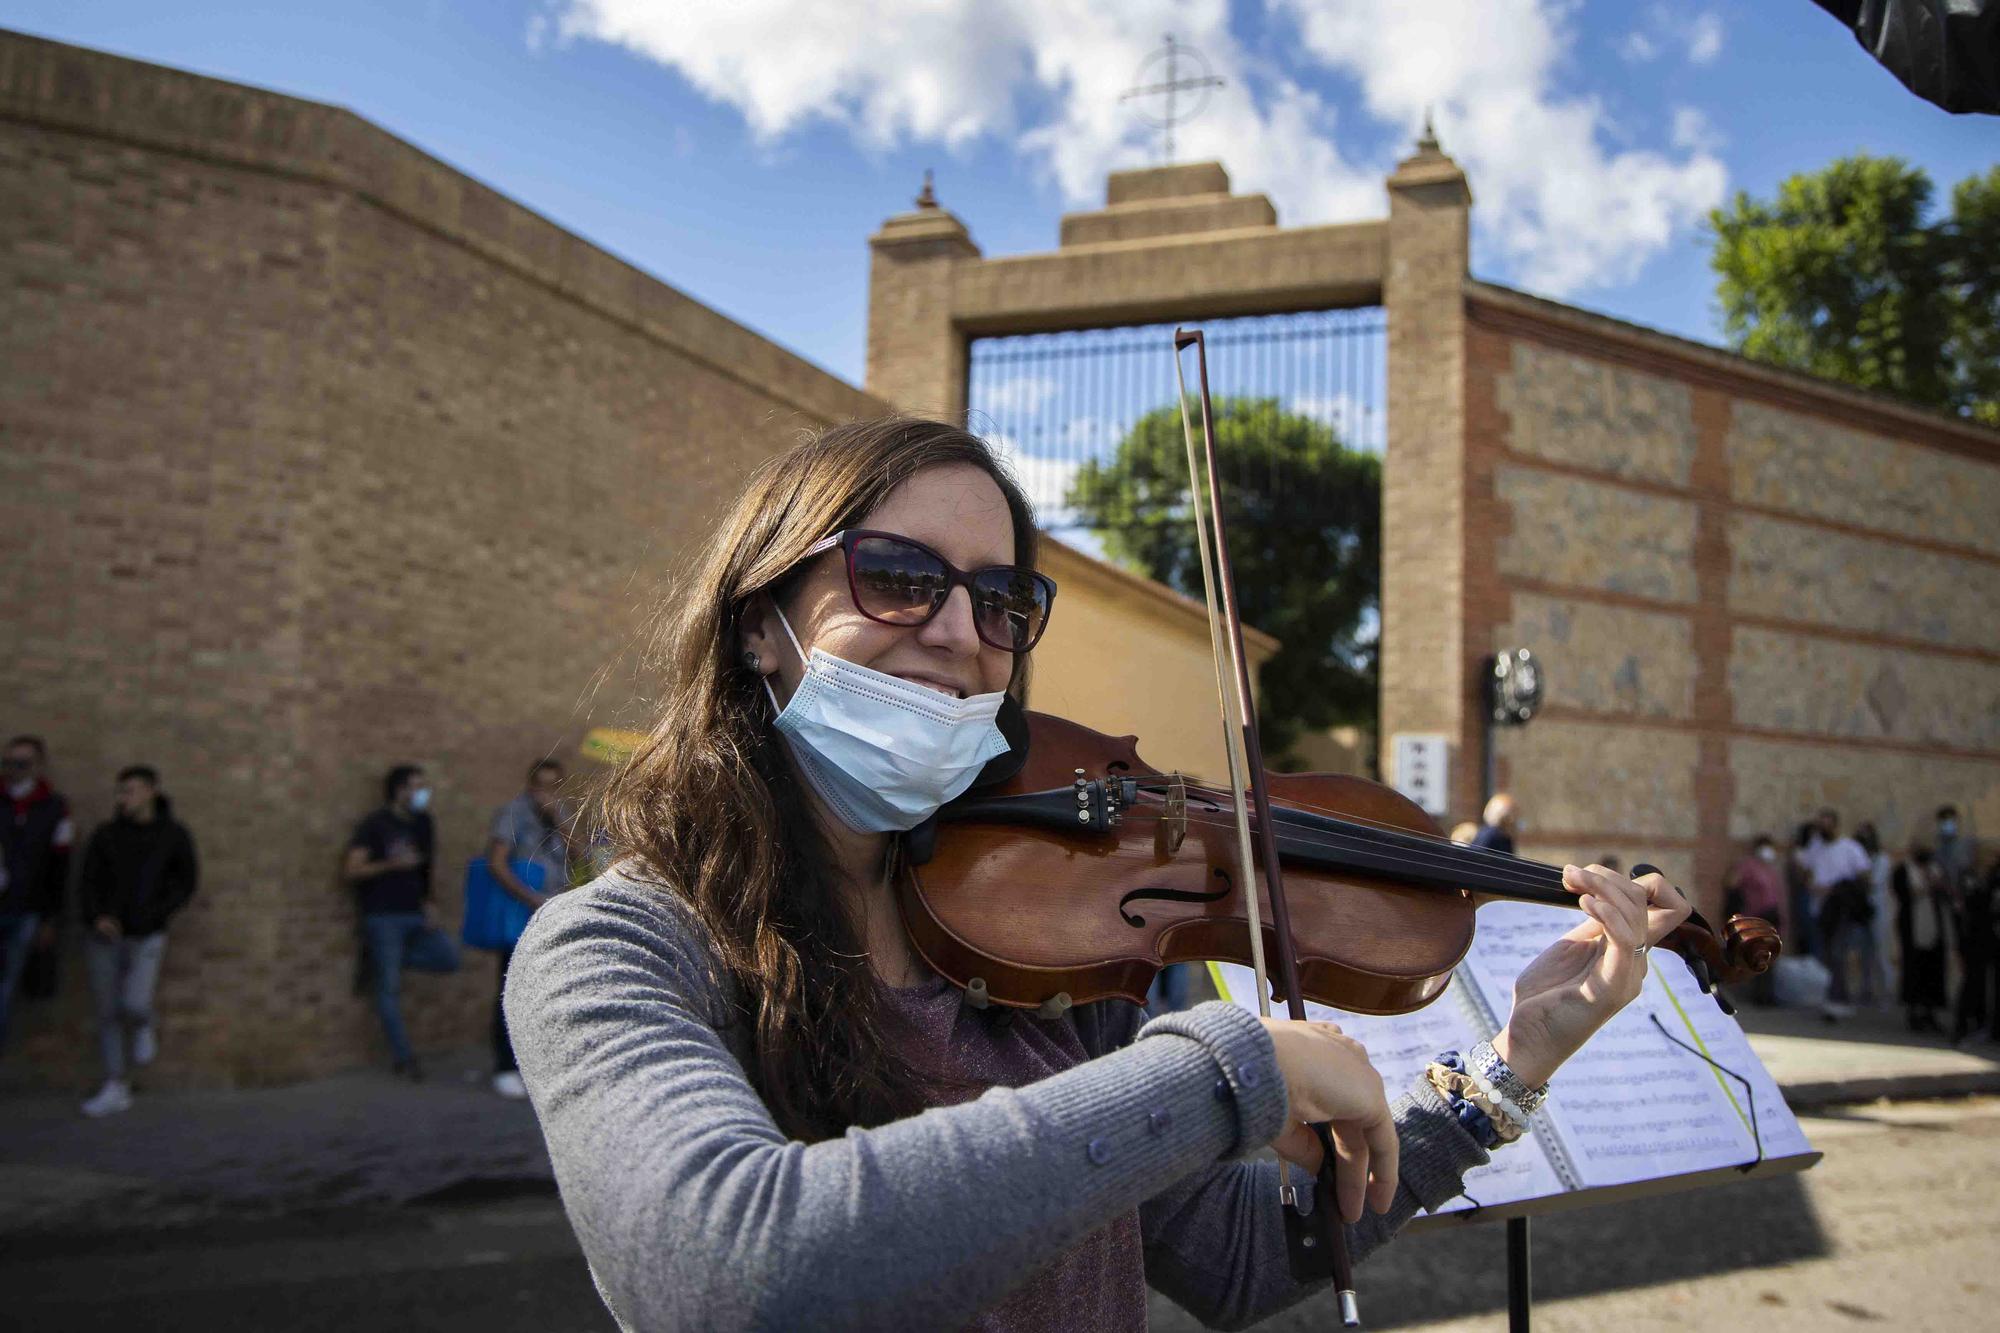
[1940, 818, 1958, 838]
[762, 607, 1010, 833]
[409, 786, 432, 814]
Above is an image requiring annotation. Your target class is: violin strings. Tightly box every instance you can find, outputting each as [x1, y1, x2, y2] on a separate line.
[1114, 810, 1569, 909]
[1131, 779, 1576, 888]
[1150, 773, 1542, 867]
[1161, 777, 1568, 878]
[1116, 799, 1573, 901]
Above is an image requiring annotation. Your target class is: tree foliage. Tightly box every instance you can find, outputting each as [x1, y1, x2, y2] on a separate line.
[1709, 155, 2000, 425]
[1065, 398, 1379, 764]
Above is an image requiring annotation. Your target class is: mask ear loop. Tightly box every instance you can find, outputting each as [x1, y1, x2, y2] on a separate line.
[761, 603, 811, 715]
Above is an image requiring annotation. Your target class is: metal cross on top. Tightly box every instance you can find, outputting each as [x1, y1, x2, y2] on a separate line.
[1120, 34, 1225, 165]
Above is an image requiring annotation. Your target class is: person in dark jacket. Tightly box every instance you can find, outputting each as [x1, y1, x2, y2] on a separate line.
[77, 765, 198, 1117]
[2, 734, 74, 1055]
[1897, 847, 1952, 1032]
[343, 764, 459, 1079]
[1952, 855, 1998, 1046]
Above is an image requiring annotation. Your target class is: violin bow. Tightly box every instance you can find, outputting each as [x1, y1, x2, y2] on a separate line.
[1173, 330, 1362, 1327]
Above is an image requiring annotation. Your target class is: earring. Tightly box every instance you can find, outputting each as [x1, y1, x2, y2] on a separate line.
[743, 650, 761, 673]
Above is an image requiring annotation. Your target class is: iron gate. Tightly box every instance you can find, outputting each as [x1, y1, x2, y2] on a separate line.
[966, 308, 1384, 534]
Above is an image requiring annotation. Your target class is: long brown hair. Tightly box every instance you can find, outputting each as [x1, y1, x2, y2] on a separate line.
[602, 417, 1037, 1141]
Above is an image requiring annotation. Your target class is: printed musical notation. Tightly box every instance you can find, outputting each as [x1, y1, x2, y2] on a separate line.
[1209, 897, 1814, 1214]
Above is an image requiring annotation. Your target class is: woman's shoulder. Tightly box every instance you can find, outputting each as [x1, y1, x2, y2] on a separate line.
[513, 863, 731, 1009]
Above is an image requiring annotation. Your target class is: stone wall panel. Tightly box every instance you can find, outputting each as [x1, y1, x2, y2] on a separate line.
[1730, 738, 2000, 852]
[1498, 342, 1695, 485]
[1729, 512, 2000, 654]
[1495, 594, 1695, 719]
[1731, 627, 2000, 752]
[1494, 720, 1700, 839]
[1729, 400, 2000, 557]
[1495, 467, 1698, 603]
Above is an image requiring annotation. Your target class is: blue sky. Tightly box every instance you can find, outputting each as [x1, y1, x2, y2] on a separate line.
[5, 1, 1991, 389]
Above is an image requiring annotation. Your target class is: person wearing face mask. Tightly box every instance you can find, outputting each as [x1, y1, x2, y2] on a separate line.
[1, 734, 73, 1057]
[1935, 805, 1976, 892]
[343, 764, 458, 1079]
[1724, 834, 1786, 1007]
[482, 759, 572, 1100]
[498, 418, 1694, 1333]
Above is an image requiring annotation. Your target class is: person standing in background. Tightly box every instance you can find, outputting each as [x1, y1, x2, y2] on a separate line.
[344, 765, 459, 1079]
[1, 735, 73, 1055]
[1723, 834, 1786, 1006]
[484, 759, 572, 1099]
[1951, 853, 1996, 1046]
[1897, 847, 1952, 1033]
[76, 766, 198, 1117]
[1936, 805, 1976, 892]
[1470, 793, 1517, 855]
[1859, 822, 1898, 1003]
[1797, 808, 1871, 1018]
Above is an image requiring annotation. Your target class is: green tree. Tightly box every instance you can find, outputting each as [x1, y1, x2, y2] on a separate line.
[1709, 155, 2000, 425]
[1066, 398, 1379, 764]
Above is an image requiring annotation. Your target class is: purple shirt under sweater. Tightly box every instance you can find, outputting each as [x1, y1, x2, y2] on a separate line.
[882, 974, 1146, 1332]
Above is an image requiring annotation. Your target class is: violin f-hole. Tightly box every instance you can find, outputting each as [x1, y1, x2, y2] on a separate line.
[1118, 868, 1231, 928]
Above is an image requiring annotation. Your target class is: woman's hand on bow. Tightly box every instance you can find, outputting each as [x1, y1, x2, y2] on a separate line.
[1258, 1017, 1398, 1222]
[1493, 864, 1694, 1088]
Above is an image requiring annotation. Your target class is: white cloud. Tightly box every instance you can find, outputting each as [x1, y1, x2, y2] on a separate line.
[1686, 12, 1725, 64]
[1617, 31, 1660, 64]
[1289, 392, 1384, 452]
[1670, 106, 1721, 154]
[1623, 8, 1724, 67]
[1272, 0, 1727, 294]
[975, 373, 1062, 416]
[547, 0, 1725, 297]
[983, 434, 1087, 527]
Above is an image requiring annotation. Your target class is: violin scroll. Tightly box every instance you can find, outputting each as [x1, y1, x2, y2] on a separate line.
[1662, 912, 1782, 1013]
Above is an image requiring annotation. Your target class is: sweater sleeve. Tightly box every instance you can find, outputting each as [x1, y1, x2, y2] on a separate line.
[1139, 1078, 1489, 1330]
[504, 877, 1292, 1333]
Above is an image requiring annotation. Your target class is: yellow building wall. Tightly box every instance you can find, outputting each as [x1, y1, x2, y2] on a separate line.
[1027, 536, 1279, 782]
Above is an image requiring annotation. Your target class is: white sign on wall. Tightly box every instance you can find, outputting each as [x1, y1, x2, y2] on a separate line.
[1391, 732, 1449, 816]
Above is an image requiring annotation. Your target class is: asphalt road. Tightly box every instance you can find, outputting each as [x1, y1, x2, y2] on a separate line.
[10, 1098, 1996, 1332]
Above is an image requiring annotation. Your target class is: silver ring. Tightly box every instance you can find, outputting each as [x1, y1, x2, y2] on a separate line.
[1633, 944, 1651, 956]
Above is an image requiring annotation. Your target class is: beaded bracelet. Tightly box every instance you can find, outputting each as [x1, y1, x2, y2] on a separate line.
[1469, 1039, 1548, 1119]
[1427, 1051, 1527, 1149]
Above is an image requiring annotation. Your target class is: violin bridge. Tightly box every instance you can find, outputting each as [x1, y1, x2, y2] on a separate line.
[1156, 773, 1188, 856]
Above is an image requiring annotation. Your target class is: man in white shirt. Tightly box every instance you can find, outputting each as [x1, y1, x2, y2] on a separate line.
[1796, 808, 1872, 1017]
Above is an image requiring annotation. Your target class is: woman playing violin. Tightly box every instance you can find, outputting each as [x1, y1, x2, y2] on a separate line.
[505, 417, 1696, 1331]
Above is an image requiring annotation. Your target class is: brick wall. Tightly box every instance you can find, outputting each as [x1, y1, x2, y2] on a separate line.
[0, 33, 884, 1088]
[1464, 283, 2000, 912]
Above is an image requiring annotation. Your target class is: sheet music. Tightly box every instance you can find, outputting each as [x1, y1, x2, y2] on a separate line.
[1461, 901, 1811, 1187]
[1650, 950, 1814, 1161]
[1207, 963, 1568, 1212]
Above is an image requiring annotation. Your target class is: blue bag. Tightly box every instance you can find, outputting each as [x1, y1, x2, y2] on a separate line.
[462, 857, 547, 951]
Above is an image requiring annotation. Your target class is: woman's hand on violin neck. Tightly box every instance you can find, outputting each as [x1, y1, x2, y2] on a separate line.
[1494, 863, 1695, 1088]
[1257, 1018, 1399, 1223]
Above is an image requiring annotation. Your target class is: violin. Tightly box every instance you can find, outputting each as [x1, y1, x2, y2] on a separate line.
[901, 707, 1783, 1019]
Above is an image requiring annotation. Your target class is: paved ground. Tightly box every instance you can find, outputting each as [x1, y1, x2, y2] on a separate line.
[1731, 1000, 2000, 1105]
[7, 1097, 1994, 1331]
[1, 1047, 551, 1238]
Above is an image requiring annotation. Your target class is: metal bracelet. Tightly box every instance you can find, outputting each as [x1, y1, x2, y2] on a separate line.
[1470, 1039, 1548, 1118]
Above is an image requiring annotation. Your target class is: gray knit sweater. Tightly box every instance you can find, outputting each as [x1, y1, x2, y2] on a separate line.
[504, 869, 1489, 1331]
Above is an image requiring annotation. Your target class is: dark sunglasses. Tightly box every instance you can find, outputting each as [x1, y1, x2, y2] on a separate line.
[798, 529, 1057, 653]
